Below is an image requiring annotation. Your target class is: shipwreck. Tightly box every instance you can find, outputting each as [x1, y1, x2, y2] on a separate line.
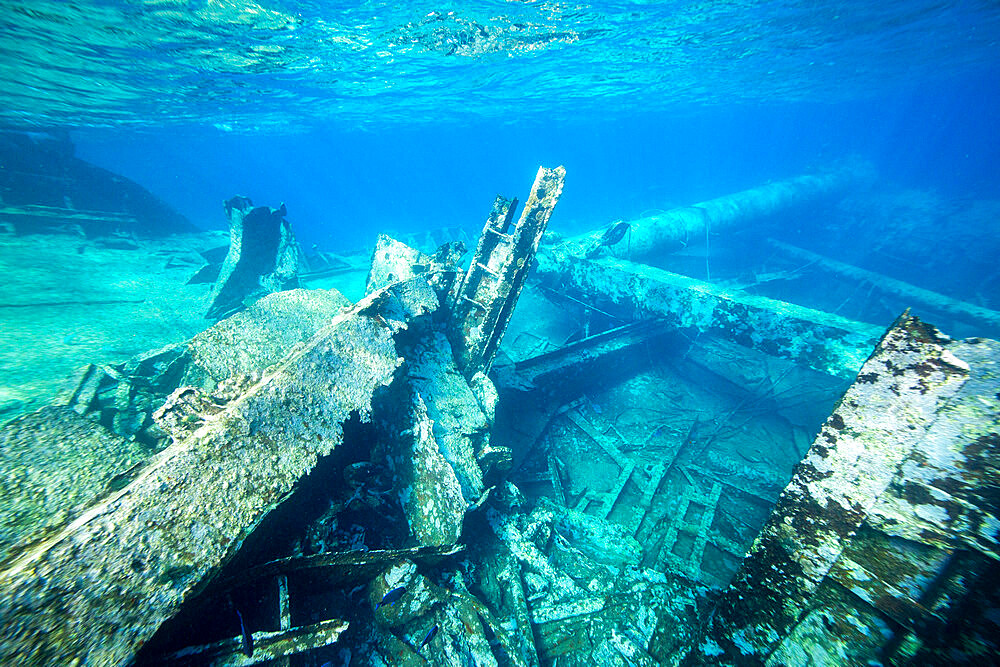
[0, 156, 998, 666]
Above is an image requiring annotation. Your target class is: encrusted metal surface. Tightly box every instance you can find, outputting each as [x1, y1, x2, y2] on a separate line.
[155, 618, 349, 666]
[0, 406, 147, 565]
[207, 197, 302, 320]
[449, 166, 566, 379]
[688, 314, 1000, 664]
[535, 252, 881, 378]
[365, 234, 433, 295]
[0, 278, 438, 666]
[564, 165, 869, 262]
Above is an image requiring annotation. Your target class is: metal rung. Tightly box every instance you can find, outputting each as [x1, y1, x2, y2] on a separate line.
[462, 295, 488, 311]
[477, 262, 501, 278]
[486, 227, 514, 241]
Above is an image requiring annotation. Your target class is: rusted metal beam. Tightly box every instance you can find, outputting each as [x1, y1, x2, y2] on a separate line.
[535, 251, 881, 379]
[154, 618, 349, 667]
[449, 166, 567, 379]
[212, 545, 462, 592]
[768, 238, 1000, 332]
[505, 318, 673, 390]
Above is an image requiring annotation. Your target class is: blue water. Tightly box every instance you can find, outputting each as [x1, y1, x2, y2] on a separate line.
[3, 3, 1000, 664]
[3, 0, 998, 251]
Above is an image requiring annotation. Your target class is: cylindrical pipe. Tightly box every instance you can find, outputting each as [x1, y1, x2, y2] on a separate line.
[768, 238, 1000, 332]
[565, 161, 875, 261]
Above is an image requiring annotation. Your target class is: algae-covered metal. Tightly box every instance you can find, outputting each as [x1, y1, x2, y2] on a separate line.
[689, 313, 1000, 664]
[535, 251, 881, 378]
[0, 406, 147, 566]
[0, 278, 437, 666]
[63, 288, 353, 445]
[449, 166, 567, 379]
[565, 164, 872, 261]
[156, 618, 349, 667]
[768, 238, 1000, 333]
[206, 196, 303, 320]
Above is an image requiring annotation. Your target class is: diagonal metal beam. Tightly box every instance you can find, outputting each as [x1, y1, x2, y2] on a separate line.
[535, 250, 881, 379]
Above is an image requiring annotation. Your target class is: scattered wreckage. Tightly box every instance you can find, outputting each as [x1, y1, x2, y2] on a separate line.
[0, 163, 997, 666]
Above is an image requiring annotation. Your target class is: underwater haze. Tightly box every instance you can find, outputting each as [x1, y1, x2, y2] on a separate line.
[3, 1, 1000, 666]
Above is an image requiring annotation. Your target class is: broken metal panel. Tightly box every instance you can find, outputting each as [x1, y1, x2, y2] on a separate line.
[472, 548, 542, 667]
[483, 491, 702, 666]
[52, 287, 352, 449]
[206, 197, 303, 320]
[184, 288, 352, 388]
[565, 408, 630, 468]
[367, 559, 519, 667]
[215, 546, 463, 593]
[493, 320, 676, 481]
[503, 329, 804, 593]
[594, 632, 661, 667]
[653, 482, 723, 581]
[487, 507, 583, 606]
[677, 335, 850, 430]
[535, 251, 882, 378]
[366, 233, 469, 306]
[564, 164, 872, 261]
[0, 278, 438, 667]
[626, 463, 666, 535]
[455, 588, 532, 667]
[365, 233, 433, 294]
[689, 314, 1000, 664]
[449, 166, 567, 379]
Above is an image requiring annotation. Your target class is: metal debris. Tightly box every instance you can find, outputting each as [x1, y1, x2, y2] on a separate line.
[768, 237, 1000, 332]
[206, 196, 304, 320]
[9, 162, 1000, 667]
[154, 619, 349, 667]
[689, 313, 1000, 664]
[448, 166, 567, 379]
[0, 278, 438, 666]
[535, 251, 881, 378]
[563, 163, 873, 262]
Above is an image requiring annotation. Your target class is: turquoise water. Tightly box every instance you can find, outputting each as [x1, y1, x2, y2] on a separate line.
[3, 1, 998, 128]
[3, 1, 996, 252]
